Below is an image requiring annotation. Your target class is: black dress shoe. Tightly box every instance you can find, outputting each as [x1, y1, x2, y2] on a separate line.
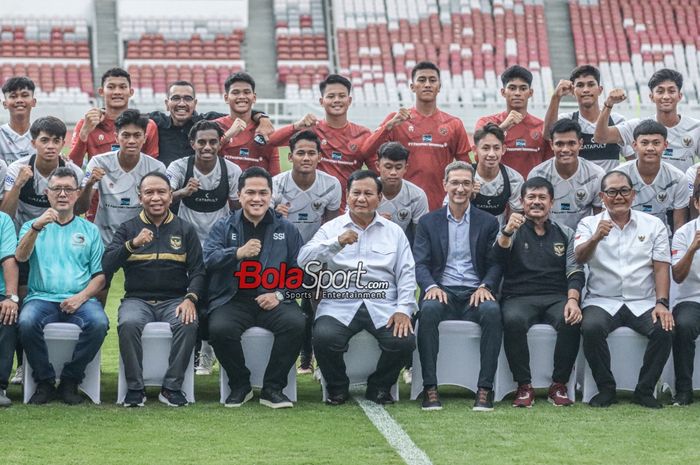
[589, 389, 618, 408]
[365, 386, 395, 405]
[631, 390, 663, 409]
[29, 381, 56, 405]
[326, 389, 350, 406]
[57, 379, 84, 405]
[672, 391, 693, 406]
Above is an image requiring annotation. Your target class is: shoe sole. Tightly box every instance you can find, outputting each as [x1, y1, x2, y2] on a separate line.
[421, 405, 443, 411]
[548, 397, 573, 407]
[472, 406, 494, 412]
[158, 393, 187, 407]
[195, 370, 213, 376]
[260, 398, 293, 409]
[297, 368, 313, 375]
[224, 390, 253, 408]
[512, 402, 534, 408]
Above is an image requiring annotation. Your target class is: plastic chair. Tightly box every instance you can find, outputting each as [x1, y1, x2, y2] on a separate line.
[117, 322, 195, 404]
[320, 330, 399, 401]
[23, 322, 101, 404]
[219, 327, 297, 403]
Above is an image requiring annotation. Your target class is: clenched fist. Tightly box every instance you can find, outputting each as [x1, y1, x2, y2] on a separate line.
[502, 110, 525, 130]
[338, 230, 358, 247]
[80, 108, 105, 140]
[14, 165, 33, 188]
[131, 228, 154, 248]
[386, 107, 411, 131]
[293, 113, 318, 130]
[554, 79, 574, 98]
[605, 88, 627, 107]
[592, 219, 613, 242]
[236, 239, 262, 259]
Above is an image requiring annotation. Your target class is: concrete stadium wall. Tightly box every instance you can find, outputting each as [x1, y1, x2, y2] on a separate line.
[3, 0, 93, 18]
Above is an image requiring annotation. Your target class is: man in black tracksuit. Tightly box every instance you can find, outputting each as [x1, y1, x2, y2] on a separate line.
[103, 171, 205, 408]
[204, 167, 305, 409]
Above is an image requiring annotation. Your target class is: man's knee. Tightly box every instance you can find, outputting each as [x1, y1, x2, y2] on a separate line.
[478, 300, 502, 325]
[312, 317, 344, 352]
[382, 333, 416, 354]
[418, 299, 446, 326]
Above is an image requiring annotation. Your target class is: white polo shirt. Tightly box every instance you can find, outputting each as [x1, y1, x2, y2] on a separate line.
[377, 179, 429, 232]
[614, 159, 688, 230]
[297, 212, 418, 328]
[616, 115, 700, 173]
[528, 157, 605, 231]
[0, 123, 35, 165]
[671, 218, 700, 304]
[575, 209, 670, 316]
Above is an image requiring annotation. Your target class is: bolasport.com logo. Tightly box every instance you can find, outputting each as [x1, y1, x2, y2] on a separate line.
[234, 260, 389, 300]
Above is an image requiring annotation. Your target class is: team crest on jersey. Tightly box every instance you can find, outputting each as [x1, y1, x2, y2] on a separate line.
[349, 143, 358, 152]
[239, 148, 249, 158]
[553, 243, 565, 257]
[98, 134, 104, 142]
[170, 235, 182, 250]
[657, 192, 668, 203]
[531, 131, 541, 140]
[576, 189, 587, 201]
[683, 136, 693, 147]
[408, 125, 415, 132]
[439, 127, 448, 136]
[331, 151, 343, 161]
[515, 139, 526, 148]
[398, 209, 410, 221]
[422, 134, 432, 143]
[638, 235, 646, 242]
[321, 139, 328, 146]
[71, 233, 86, 246]
[312, 200, 323, 210]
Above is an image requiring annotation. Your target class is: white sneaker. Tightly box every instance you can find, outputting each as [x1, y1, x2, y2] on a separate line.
[402, 368, 413, 385]
[195, 343, 215, 376]
[10, 365, 23, 385]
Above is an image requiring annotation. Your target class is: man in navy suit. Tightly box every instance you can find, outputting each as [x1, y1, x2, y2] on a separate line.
[414, 161, 502, 412]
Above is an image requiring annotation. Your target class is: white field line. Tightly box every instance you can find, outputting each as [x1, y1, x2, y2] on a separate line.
[353, 393, 433, 465]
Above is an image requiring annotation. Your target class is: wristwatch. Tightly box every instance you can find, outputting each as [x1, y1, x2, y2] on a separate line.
[655, 298, 670, 309]
[7, 294, 19, 304]
[184, 293, 198, 304]
[274, 291, 285, 302]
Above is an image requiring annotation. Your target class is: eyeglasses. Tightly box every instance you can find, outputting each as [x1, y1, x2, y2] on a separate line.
[447, 180, 472, 188]
[47, 186, 80, 194]
[169, 95, 195, 103]
[602, 188, 633, 198]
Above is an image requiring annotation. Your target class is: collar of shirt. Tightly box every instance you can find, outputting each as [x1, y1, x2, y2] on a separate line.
[340, 211, 386, 231]
[446, 204, 470, 225]
[601, 208, 636, 230]
[242, 209, 274, 228]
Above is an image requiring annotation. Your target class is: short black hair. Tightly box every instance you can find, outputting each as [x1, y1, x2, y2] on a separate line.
[289, 130, 321, 153]
[411, 61, 440, 81]
[47, 166, 79, 188]
[550, 118, 582, 140]
[473, 122, 505, 145]
[30, 116, 67, 140]
[224, 72, 255, 93]
[188, 119, 223, 141]
[319, 74, 351, 95]
[633, 120, 667, 140]
[569, 65, 601, 84]
[648, 68, 683, 91]
[377, 142, 409, 162]
[601, 170, 633, 191]
[347, 170, 382, 194]
[138, 171, 171, 190]
[501, 65, 533, 87]
[2, 76, 36, 95]
[101, 67, 131, 87]
[167, 80, 196, 97]
[521, 176, 554, 199]
[115, 109, 149, 132]
[238, 166, 272, 191]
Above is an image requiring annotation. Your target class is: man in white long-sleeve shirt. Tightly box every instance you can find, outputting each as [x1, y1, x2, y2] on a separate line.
[297, 170, 417, 406]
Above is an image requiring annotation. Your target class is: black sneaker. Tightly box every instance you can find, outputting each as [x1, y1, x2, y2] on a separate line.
[421, 386, 442, 411]
[326, 388, 349, 406]
[57, 379, 84, 405]
[365, 386, 395, 405]
[631, 390, 663, 409]
[224, 386, 253, 408]
[260, 388, 293, 409]
[28, 381, 56, 405]
[158, 387, 188, 407]
[297, 352, 313, 375]
[672, 391, 694, 406]
[588, 389, 618, 408]
[123, 389, 146, 407]
[473, 388, 494, 412]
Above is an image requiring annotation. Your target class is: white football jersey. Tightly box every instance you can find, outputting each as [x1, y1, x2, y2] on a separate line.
[0, 124, 35, 165]
[377, 179, 429, 232]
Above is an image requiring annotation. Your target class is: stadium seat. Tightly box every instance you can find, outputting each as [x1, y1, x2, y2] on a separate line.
[23, 323, 101, 405]
[318, 330, 399, 402]
[116, 322, 195, 405]
[218, 327, 297, 403]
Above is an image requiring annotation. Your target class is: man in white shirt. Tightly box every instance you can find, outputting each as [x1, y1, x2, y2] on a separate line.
[272, 130, 341, 374]
[0, 77, 36, 165]
[77, 109, 166, 245]
[613, 120, 688, 233]
[375, 142, 429, 243]
[670, 185, 700, 406]
[529, 119, 604, 230]
[544, 65, 634, 172]
[575, 170, 674, 408]
[298, 170, 416, 406]
[594, 68, 700, 173]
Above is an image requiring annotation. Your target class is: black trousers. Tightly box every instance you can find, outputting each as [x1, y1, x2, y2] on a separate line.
[300, 298, 314, 358]
[417, 286, 502, 389]
[502, 294, 580, 385]
[208, 296, 305, 392]
[673, 301, 700, 393]
[581, 305, 673, 396]
[313, 305, 415, 394]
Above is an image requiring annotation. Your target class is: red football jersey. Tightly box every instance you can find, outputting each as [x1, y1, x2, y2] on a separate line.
[268, 120, 374, 211]
[215, 116, 280, 175]
[475, 111, 552, 178]
[362, 108, 472, 210]
[69, 117, 159, 166]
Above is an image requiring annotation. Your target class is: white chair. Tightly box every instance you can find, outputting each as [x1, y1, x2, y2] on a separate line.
[117, 322, 195, 404]
[320, 330, 399, 401]
[581, 327, 652, 402]
[494, 324, 577, 402]
[219, 327, 297, 403]
[660, 336, 700, 396]
[23, 322, 101, 404]
[410, 321, 482, 400]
